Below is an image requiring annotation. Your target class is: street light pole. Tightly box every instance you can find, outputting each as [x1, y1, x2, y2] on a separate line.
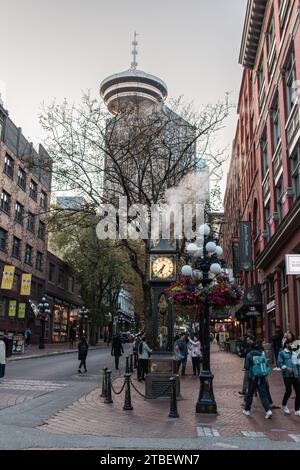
[78, 306, 89, 339]
[38, 297, 51, 350]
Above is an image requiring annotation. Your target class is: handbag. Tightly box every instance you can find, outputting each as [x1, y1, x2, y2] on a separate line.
[175, 351, 184, 361]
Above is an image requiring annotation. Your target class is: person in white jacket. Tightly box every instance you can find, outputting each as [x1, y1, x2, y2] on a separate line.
[189, 335, 202, 376]
[0, 337, 6, 379]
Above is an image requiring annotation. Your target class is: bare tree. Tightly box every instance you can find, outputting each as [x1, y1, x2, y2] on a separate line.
[39, 92, 232, 329]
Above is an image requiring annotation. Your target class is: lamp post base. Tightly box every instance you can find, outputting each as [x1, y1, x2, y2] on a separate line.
[196, 370, 217, 415]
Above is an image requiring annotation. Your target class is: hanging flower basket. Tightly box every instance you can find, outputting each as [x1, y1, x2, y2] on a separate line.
[165, 276, 243, 309]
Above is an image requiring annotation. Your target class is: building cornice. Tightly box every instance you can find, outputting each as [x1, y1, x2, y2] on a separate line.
[239, 0, 268, 70]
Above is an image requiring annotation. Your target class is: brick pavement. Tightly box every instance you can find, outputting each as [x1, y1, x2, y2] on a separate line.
[39, 345, 300, 443]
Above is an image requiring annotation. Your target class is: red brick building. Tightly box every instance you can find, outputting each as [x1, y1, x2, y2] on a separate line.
[223, 0, 300, 340]
[0, 102, 52, 343]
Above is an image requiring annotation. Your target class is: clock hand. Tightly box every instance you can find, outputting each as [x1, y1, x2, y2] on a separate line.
[158, 264, 166, 274]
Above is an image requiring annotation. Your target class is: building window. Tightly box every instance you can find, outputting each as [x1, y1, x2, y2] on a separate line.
[49, 263, 55, 283]
[58, 268, 64, 287]
[279, 0, 290, 31]
[285, 52, 297, 117]
[4, 154, 14, 178]
[24, 244, 33, 265]
[258, 58, 265, 110]
[36, 252, 43, 271]
[264, 203, 271, 240]
[0, 190, 11, 214]
[68, 275, 75, 293]
[27, 212, 35, 232]
[17, 168, 26, 191]
[38, 220, 45, 240]
[15, 202, 23, 225]
[12, 237, 21, 259]
[261, 131, 269, 177]
[0, 118, 4, 141]
[276, 176, 284, 223]
[291, 146, 300, 199]
[0, 228, 7, 252]
[29, 180, 37, 201]
[272, 100, 281, 150]
[267, 14, 276, 54]
[268, 276, 275, 298]
[40, 191, 47, 210]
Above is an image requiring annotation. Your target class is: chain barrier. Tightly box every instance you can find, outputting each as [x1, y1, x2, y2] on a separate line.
[130, 379, 171, 400]
[111, 379, 126, 395]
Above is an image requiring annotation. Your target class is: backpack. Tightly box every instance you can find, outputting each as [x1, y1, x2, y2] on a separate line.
[251, 355, 270, 378]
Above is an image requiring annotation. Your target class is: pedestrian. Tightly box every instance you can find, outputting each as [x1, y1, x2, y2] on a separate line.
[243, 340, 272, 419]
[175, 332, 188, 376]
[0, 336, 6, 379]
[138, 336, 152, 381]
[282, 330, 295, 350]
[111, 335, 124, 370]
[271, 325, 283, 370]
[69, 324, 77, 349]
[188, 334, 202, 376]
[133, 334, 141, 374]
[277, 339, 300, 417]
[239, 335, 255, 396]
[24, 327, 32, 347]
[78, 336, 89, 373]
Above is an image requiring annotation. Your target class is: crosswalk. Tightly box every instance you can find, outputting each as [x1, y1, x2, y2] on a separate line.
[0, 379, 68, 392]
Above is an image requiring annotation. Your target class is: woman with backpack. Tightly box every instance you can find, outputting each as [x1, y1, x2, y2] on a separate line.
[243, 340, 273, 419]
[277, 339, 300, 416]
[111, 335, 124, 370]
[138, 336, 152, 381]
[78, 336, 89, 373]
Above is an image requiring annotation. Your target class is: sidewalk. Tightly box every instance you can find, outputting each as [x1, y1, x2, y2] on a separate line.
[39, 344, 300, 444]
[8, 341, 109, 362]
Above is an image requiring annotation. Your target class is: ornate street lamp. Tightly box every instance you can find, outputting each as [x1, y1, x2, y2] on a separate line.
[78, 306, 89, 339]
[37, 297, 51, 350]
[181, 223, 225, 414]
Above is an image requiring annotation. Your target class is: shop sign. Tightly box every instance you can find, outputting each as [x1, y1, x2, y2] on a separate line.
[18, 303, 26, 319]
[266, 300, 275, 312]
[1, 265, 15, 290]
[243, 284, 262, 306]
[285, 254, 300, 275]
[245, 307, 261, 317]
[239, 222, 253, 272]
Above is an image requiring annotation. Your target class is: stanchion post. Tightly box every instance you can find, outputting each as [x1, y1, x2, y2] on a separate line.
[104, 370, 113, 404]
[100, 367, 108, 398]
[133, 352, 137, 369]
[168, 377, 179, 418]
[129, 354, 134, 373]
[125, 356, 130, 374]
[123, 373, 133, 411]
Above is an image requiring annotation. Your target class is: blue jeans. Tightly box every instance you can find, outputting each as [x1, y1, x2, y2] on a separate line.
[245, 377, 271, 412]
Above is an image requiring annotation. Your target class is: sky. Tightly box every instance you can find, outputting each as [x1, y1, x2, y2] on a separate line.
[0, 0, 247, 196]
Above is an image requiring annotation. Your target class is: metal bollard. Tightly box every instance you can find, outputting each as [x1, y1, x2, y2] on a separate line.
[104, 370, 113, 404]
[129, 354, 134, 373]
[168, 377, 179, 418]
[133, 352, 138, 369]
[125, 356, 130, 374]
[100, 367, 108, 398]
[123, 373, 133, 411]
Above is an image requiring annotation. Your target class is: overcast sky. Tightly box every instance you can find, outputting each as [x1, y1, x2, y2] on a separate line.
[1, 0, 246, 193]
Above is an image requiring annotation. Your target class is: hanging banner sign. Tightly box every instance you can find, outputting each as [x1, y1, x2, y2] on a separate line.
[239, 222, 253, 272]
[1, 265, 15, 290]
[20, 274, 32, 296]
[9, 300, 17, 317]
[18, 303, 26, 319]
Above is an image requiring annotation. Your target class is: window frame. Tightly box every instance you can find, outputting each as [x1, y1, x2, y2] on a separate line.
[12, 236, 21, 259]
[4, 154, 14, 179]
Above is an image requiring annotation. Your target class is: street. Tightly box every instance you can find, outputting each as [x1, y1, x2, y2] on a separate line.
[0, 344, 299, 450]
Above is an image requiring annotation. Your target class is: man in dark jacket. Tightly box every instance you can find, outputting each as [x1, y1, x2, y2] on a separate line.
[239, 335, 255, 395]
[271, 325, 283, 370]
[78, 336, 89, 373]
[111, 335, 124, 370]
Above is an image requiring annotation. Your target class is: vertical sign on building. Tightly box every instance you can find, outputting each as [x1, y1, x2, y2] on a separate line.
[1, 265, 15, 290]
[18, 303, 26, 319]
[232, 241, 240, 277]
[9, 300, 17, 317]
[239, 222, 253, 272]
[20, 274, 32, 296]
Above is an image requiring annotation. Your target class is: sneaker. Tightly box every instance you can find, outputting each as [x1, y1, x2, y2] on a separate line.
[265, 410, 273, 419]
[243, 410, 251, 416]
[238, 391, 246, 395]
[84, 370, 87, 373]
[78, 369, 81, 373]
[273, 367, 280, 371]
[295, 410, 300, 417]
[281, 405, 290, 415]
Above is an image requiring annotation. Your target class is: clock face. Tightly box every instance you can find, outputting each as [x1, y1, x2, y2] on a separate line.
[151, 256, 175, 279]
